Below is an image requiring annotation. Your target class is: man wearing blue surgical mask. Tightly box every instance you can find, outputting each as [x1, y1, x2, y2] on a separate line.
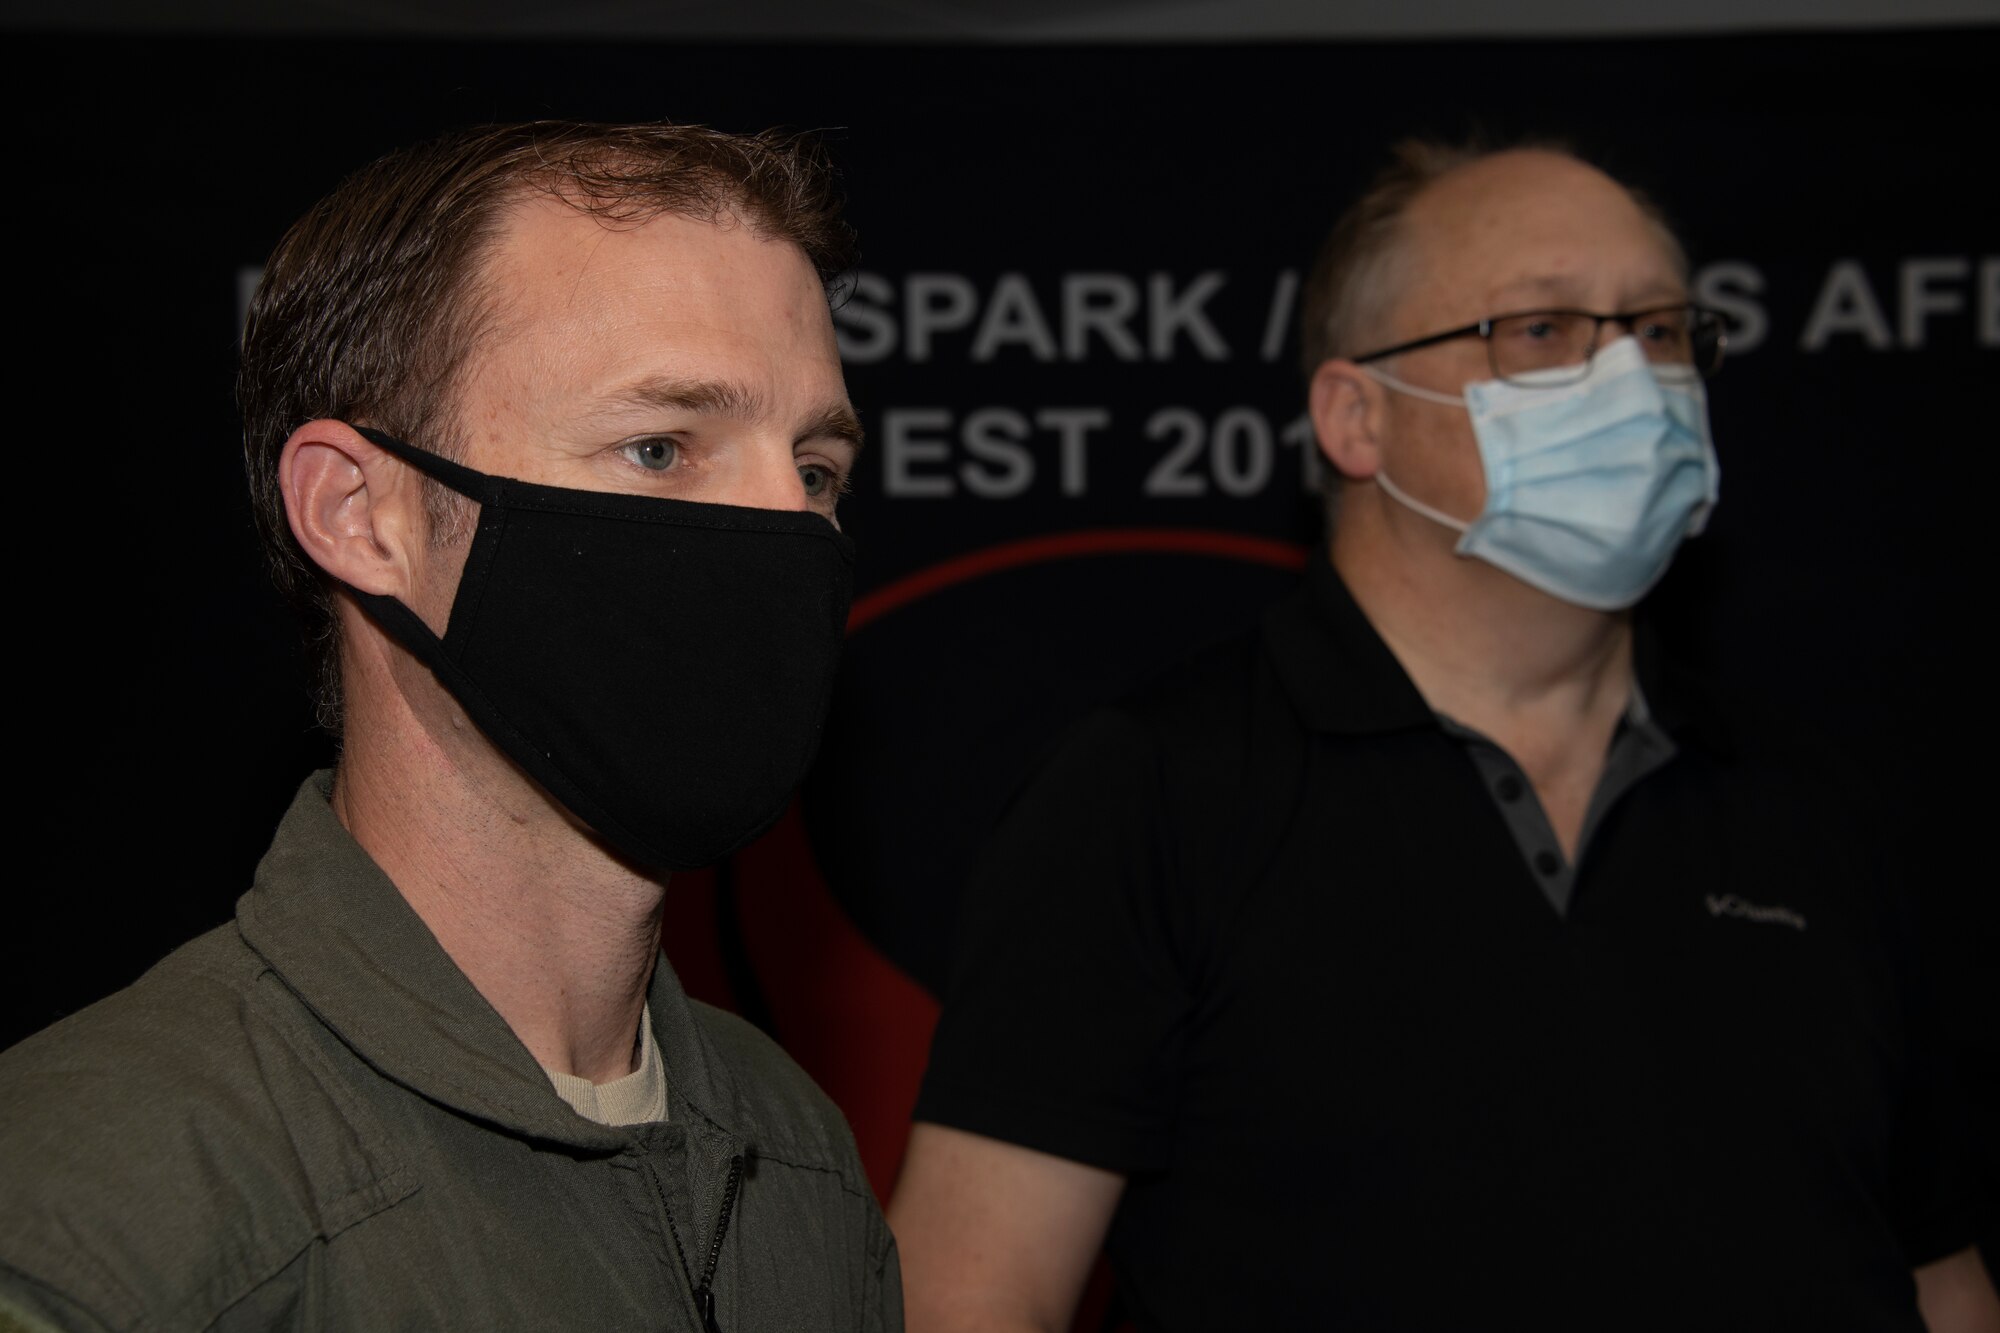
[893, 141, 1996, 1332]
[1305, 146, 1718, 868]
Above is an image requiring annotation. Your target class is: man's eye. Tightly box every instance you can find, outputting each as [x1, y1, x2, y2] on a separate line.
[799, 463, 844, 499]
[621, 438, 678, 472]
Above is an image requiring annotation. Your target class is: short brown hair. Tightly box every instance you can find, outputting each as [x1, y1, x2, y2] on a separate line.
[1297, 135, 1686, 378]
[239, 121, 857, 731]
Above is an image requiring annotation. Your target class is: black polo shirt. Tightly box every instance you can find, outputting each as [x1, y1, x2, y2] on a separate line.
[916, 555, 1981, 1332]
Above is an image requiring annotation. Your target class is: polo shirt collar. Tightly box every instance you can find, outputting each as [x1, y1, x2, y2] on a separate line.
[235, 772, 761, 1151]
[1261, 548, 1438, 735]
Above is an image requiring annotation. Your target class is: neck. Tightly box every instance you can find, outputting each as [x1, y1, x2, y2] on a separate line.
[330, 650, 668, 1084]
[1332, 490, 1634, 747]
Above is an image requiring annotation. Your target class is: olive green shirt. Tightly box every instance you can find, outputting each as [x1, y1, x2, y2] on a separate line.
[0, 774, 901, 1332]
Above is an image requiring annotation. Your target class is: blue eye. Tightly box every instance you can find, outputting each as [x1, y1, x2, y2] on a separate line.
[623, 438, 677, 472]
[800, 463, 841, 499]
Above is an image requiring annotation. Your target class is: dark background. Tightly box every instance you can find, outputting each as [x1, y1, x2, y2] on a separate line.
[3, 26, 1994, 1199]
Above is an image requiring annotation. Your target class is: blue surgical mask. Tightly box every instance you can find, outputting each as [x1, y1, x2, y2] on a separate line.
[1365, 336, 1720, 610]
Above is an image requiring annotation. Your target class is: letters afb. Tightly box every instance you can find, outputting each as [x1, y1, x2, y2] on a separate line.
[1697, 256, 1998, 353]
[835, 271, 1233, 364]
[1798, 257, 1999, 351]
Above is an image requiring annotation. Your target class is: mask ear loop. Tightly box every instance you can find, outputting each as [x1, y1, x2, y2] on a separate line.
[1359, 364, 1468, 408]
[1353, 366, 1476, 534]
[353, 425, 506, 506]
[1373, 470, 1473, 535]
[341, 423, 513, 664]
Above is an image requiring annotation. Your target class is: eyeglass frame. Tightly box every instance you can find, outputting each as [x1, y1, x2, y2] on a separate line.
[1349, 303, 1730, 384]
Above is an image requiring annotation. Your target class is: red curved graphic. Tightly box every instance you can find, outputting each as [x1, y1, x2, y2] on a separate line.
[847, 527, 1311, 634]
[684, 526, 1311, 1202]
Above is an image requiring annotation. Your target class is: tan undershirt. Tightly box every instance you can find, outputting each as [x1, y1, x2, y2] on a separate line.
[541, 1005, 669, 1127]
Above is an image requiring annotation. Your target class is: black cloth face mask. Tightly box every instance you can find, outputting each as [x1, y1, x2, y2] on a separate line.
[346, 426, 855, 872]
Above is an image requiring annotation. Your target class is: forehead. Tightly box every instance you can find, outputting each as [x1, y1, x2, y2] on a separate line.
[462, 193, 839, 415]
[1394, 150, 1684, 326]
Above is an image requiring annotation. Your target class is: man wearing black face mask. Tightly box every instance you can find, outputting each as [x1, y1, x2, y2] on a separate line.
[0, 123, 899, 1332]
[892, 139, 1995, 1332]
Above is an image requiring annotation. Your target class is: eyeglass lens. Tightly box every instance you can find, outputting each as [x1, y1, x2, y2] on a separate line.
[1489, 307, 1723, 382]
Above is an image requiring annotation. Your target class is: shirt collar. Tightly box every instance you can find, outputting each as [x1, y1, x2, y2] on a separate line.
[1260, 548, 1442, 735]
[542, 1004, 668, 1127]
[235, 772, 760, 1150]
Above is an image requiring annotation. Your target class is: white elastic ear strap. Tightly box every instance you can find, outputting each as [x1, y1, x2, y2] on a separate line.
[1356, 366, 1474, 532]
[1360, 364, 1467, 408]
[1373, 470, 1472, 534]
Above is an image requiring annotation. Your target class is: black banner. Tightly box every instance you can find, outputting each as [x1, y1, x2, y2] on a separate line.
[6, 35, 1994, 1193]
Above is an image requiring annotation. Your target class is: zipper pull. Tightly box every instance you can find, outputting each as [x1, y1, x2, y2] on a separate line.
[699, 1285, 722, 1333]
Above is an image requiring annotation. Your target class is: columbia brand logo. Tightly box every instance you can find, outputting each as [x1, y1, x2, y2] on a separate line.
[1705, 894, 1807, 932]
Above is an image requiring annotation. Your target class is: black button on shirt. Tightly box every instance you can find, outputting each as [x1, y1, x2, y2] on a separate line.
[1437, 693, 1677, 917]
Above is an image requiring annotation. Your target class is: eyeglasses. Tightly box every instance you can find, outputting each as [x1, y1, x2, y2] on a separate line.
[1352, 304, 1730, 386]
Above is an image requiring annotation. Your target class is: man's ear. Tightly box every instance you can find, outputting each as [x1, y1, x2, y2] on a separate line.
[1308, 359, 1387, 482]
[278, 419, 424, 597]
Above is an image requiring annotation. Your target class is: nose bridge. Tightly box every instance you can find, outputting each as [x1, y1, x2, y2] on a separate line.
[1592, 314, 1639, 362]
[733, 431, 807, 512]
[1599, 311, 1639, 340]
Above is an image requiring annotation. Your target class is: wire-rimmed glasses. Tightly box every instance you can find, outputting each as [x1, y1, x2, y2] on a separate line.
[1352, 304, 1729, 386]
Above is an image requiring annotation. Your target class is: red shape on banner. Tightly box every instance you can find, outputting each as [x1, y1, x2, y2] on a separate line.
[848, 527, 1310, 634]
[661, 805, 939, 1203]
[664, 528, 1307, 1234]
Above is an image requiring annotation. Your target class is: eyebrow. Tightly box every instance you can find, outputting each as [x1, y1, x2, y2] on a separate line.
[800, 403, 867, 454]
[606, 375, 766, 418]
[603, 375, 864, 453]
